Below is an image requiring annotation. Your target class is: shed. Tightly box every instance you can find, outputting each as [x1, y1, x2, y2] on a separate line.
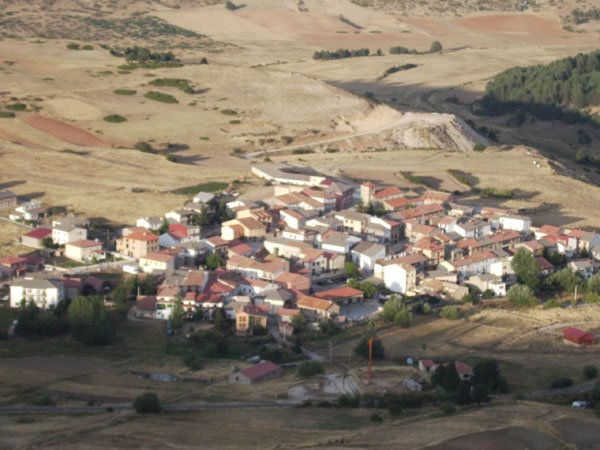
[563, 327, 596, 346]
[229, 360, 282, 385]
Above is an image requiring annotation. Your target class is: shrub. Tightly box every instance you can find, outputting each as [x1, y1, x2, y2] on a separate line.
[550, 377, 573, 389]
[225, 1, 237, 10]
[32, 394, 55, 406]
[292, 148, 315, 155]
[429, 40, 443, 53]
[473, 143, 486, 152]
[103, 114, 127, 123]
[66, 42, 80, 50]
[134, 141, 153, 153]
[439, 401, 456, 415]
[296, 361, 324, 379]
[149, 78, 194, 93]
[338, 394, 360, 408]
[584, 365, 598, 380]
[144, 91, 178, 104]
[507, 284, 539, 307]
[82, 44, 94, 50]
[229, 120, 241, 124]
[113, 89, 137, 95]
[220, 109, 238, 116]
[5, 103, 27, 111]
[0, 111, 15, 118]
[370, 413, 383, 423]
[481, 289, 495, 299]
[440, 305, 460, 320]
[165, 154, 177, 163]
[133, 393, 162, 414]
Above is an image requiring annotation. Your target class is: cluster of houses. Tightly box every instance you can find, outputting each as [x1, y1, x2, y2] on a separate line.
[3, 162, 600, 338]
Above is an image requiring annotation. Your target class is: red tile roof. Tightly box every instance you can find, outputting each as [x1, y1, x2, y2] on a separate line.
[125, 230, 159, 242]
[238, 361, 281, 381]
[0, 255, 27, 266]
[314, 286, 364, 301]
[23, 228, 52, 239]
[563, 327, 596, 345]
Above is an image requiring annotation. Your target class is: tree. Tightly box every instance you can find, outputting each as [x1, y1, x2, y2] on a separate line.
[344, 261, 360, 279]
[584, 364, 599, 380]
[472, 383, 490, 405]
[133, 393, 162, 414]
[158, 219, 169, 235]
[587, 273, 600, 294]
[507, 284, 539, 307]
[548, 268, 582, 294]
[551, 377, 573, 389]
[296, 361, 324, 379]
[290, 313, 307, 333]
[206, 254, 223, 271]
[473, 359, 508, 394]
[432, 363, 460, 392]
[170, 294, 185, 333]
[430, 40, 443, 53]
[354, 332, 384, 360]
[481, 289, 495, 300]
[225, 1, 237, 10]
[68, 296, 111, 346]
[213, 308, 230, 335]
[511, 249, 541, 291]
[381, 295, 412, 327]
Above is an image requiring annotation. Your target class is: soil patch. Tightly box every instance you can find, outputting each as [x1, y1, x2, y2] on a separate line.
[21, 114, 110, 148]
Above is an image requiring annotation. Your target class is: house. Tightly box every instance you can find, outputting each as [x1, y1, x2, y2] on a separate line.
[467, 274, 506, 297]
[136, 216, 164, 231]
[274, 271, 311, 293]
[262, 288, 293, 313]
[229, 361, 282, 384]
[52, 219, 87, 245]
[454, 218, 491, 239]
[320, 232, 361, 255]
[135, 295, 157, 319]
[296, 295, 340, 321]
[280, 208, 313, 230]
[455, 362, 474, 381]
[423, 190, 454, 205]
[10, 277, 65, 309]
[351, 241, 386, 273]
[375, 253, 429, 279]
[226, 254, 289, 281]
[499, 214, 531, 233]
[202, 236, 230, 259]
[116, 229, 159, 259]
[64, 240, 104, 263]
[193, 191, 215, 205]
[10, 201, 47, 222]
[418, 359, 438, 374]
[418, 279, 468, 302]
[314, 286, 364, 305]
[0, 190, 17, 210]
[236, 305, 269, 336]
[221, 217, 266, 241]
[165, 209, 194, 225]
[563, 327, 596, 346]
[139, 252, 177, 274]
[568, 259, 595, 280]
[0, 256, 27, 279]
[440, 251, 499, 278]
[382, 262, 417, 294]
[21, 228, 52, 249]
[264, 236, 311, 259]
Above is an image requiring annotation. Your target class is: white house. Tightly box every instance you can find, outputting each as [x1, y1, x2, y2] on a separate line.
[52, 220, 87, 246]
[383, 263, 417, 294]
[10, 277, 65, 309]
[351, 241, 386, 273]
[499, 214, 531, 233]
[193, 192, 215, 205]
[467, 274, 506, 297]
[139, 252, 177, 275]
[65, 240, 105, 263]
[441, 251, 498, 278]
[136, 216, 164, 231]
[9, 201, 47, 222]
[454, 218, 491, 239]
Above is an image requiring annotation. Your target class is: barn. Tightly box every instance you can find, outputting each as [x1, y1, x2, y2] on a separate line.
[563, 327, 596, 346]
[229, 361, 282, 385]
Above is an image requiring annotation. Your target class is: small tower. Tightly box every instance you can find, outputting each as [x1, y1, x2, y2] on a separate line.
[360, 181, 376, 205]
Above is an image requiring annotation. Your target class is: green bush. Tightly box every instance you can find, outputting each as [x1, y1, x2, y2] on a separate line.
[144, 91, 178, 104]
[338, 394, 360, 408]
[220, 109, 238, 116]
[113, 89, 137, 95]
[149, 78, 194, 93]
[439, 401, 456, 415]
[165, 154, 177, 163]
[296, 361, 324, 379]
[82, 44, 94, 50]
[32, 394, 55, 407]
[134, 141, 154, 153]
[5, 103, 27, 111]
[103, 114, 127, 123]
[507, 284, 539, 307]
[229, 120, 241, 124]
[292, 148, 315, 155]
[370, 413, 383, 423]
[584, 365, 598, 380]
[171, 182, 228, 195]
[440, 305, 460, 320]
[0, 111, 15, 118]
[133, 393, 162, 414]
[550, 377, 573, 389]
[66, 42, 80, 50]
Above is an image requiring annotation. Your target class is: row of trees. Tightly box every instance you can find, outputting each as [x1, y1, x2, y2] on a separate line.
[390, 40, 442, 55]
[16, 296, 113, 346]
[313, 41, 443, 61]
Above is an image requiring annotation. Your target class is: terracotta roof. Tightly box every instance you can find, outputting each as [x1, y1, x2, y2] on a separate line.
[535, 256, 554, 271]
[124, 230, 158, 242]
[377, 253, 428, 267]
[455, 361, 473, 376]
[206, 236, 229, 247]
[277, 307, 300, 317]
[237, 361, 280, 381]
[168, 223, 188, 239]
[196, 293, 224, 304]
[136, 295, 157, 311]
[142, 252, 175, 263]
[297, 295, 335, 312]
[539, 225, 562, 235]
[67, 239, 101, 249]
[241, 304, 269, 317]
[0, 255, 27, 266]
[23, 228, 52, 239]
[374, 186, 404, 200]
[423, 190, 453, 203]
[384, 196, 424, 210]
[450, 250, 497, 268]
[397, 204, 444, 220]
[315, 286, 364, 301]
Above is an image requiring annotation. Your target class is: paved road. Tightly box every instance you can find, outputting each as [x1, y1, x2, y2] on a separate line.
[0, 401, 297, 415]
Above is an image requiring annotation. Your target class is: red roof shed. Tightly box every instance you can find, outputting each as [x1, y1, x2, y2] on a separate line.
[563, 327, 596, 346]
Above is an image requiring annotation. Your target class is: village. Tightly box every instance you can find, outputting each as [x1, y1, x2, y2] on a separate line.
[1, 163, 600, 405]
